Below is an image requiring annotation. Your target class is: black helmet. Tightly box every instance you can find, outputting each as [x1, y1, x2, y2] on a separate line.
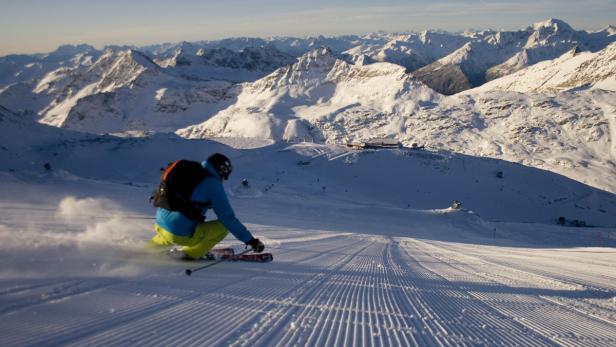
[207, 153, 232, 180]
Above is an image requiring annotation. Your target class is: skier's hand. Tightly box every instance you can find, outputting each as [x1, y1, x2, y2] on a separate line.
[246, 238, 265, 253]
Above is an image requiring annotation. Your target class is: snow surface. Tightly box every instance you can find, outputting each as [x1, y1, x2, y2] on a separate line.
[0, 123, 615, 346]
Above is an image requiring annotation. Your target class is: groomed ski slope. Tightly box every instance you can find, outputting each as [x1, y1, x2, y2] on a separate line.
[0, 209, 614, 346]
[0, 142, 615, 346]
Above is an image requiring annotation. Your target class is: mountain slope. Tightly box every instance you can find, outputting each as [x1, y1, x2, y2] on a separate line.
[0, 104, 88, 174]
[1, 136, 615, 346]
[22, 49, 237, 134]
[1, 46, 298, 135]
[473, 42, 616, 94]
[178, 48, 440, 141]
[413, 19, 615, 95]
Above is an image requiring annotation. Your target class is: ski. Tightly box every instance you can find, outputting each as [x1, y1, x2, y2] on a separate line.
[204, 247, 273, 262]
[218, 252, 273, 262]
[167, 247, 235, 261]
[185, 251, 273, 276]
[207, 247, 235, 257]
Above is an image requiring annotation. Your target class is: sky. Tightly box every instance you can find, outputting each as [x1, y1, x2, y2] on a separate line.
[1, 0, 615, 55]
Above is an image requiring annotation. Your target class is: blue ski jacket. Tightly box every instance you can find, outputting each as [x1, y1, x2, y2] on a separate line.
[155, 161, 253, 243]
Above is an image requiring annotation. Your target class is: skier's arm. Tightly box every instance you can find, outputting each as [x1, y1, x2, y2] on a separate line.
[209, 181, 253, 243]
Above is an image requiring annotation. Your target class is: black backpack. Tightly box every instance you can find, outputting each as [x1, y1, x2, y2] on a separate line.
[151, 159, 211, 221]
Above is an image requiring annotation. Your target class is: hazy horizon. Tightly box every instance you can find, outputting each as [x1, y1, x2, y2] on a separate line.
[1, 0, 615, 56]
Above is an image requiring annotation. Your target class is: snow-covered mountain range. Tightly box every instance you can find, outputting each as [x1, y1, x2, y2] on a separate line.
[0, 44, 99, 88]
[178, 47, 616, 192]
[1, 18, 615, 193]
[472, 42, 616, 94]
[2, 48, 238, 134]
[177, 48, 440, 141]
[154, 42, 296, 82]
[413, 19, 615, 94]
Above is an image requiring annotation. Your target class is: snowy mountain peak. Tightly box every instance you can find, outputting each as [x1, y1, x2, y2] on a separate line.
[125, 49, 159, 70]
[526, 18, 578, 48]
[530, 18, 575, 33]
[79, 49, 160, 93]
[475, 41, 616, 94]
[248, 47, 337, 90]
[94, 48, 157, 70]
[419, 30, 430, 44]
[442, 42, 473, 64]
[160, 42, 199, 67]
[29, 47, 166, 129]
[162, 47, 195, 67]
[176, 41, 197, 53]
[604, 25, 616, 35]
[33, 48, 158, 99]
[294, 47, 337, 70]
[45, 44, 98, 58]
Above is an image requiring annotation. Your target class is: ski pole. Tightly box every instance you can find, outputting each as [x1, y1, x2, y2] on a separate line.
[185, 249, 252, 276]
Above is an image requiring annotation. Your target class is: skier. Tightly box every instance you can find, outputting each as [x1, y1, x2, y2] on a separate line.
[150, 153, 265, 260]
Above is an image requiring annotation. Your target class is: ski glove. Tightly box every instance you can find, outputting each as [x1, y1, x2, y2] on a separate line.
[246, 238, 265, 253]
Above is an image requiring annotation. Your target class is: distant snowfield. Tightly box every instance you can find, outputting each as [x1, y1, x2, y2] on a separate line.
[0, 138, 615, 346]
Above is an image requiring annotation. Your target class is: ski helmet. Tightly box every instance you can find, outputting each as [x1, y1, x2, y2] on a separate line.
[207, 153, 233, 180]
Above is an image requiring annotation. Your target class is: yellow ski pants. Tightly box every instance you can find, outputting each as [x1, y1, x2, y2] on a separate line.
[150, 221, 229, 259]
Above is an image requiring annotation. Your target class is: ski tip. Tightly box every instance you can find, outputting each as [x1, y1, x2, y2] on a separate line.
[185, 269, 193, 276]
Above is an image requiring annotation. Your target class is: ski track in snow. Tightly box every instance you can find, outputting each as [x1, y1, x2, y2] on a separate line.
[1, 221, 615, 346]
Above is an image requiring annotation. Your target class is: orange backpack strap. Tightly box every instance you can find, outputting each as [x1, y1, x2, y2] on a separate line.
[162, 160, 181, 181]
